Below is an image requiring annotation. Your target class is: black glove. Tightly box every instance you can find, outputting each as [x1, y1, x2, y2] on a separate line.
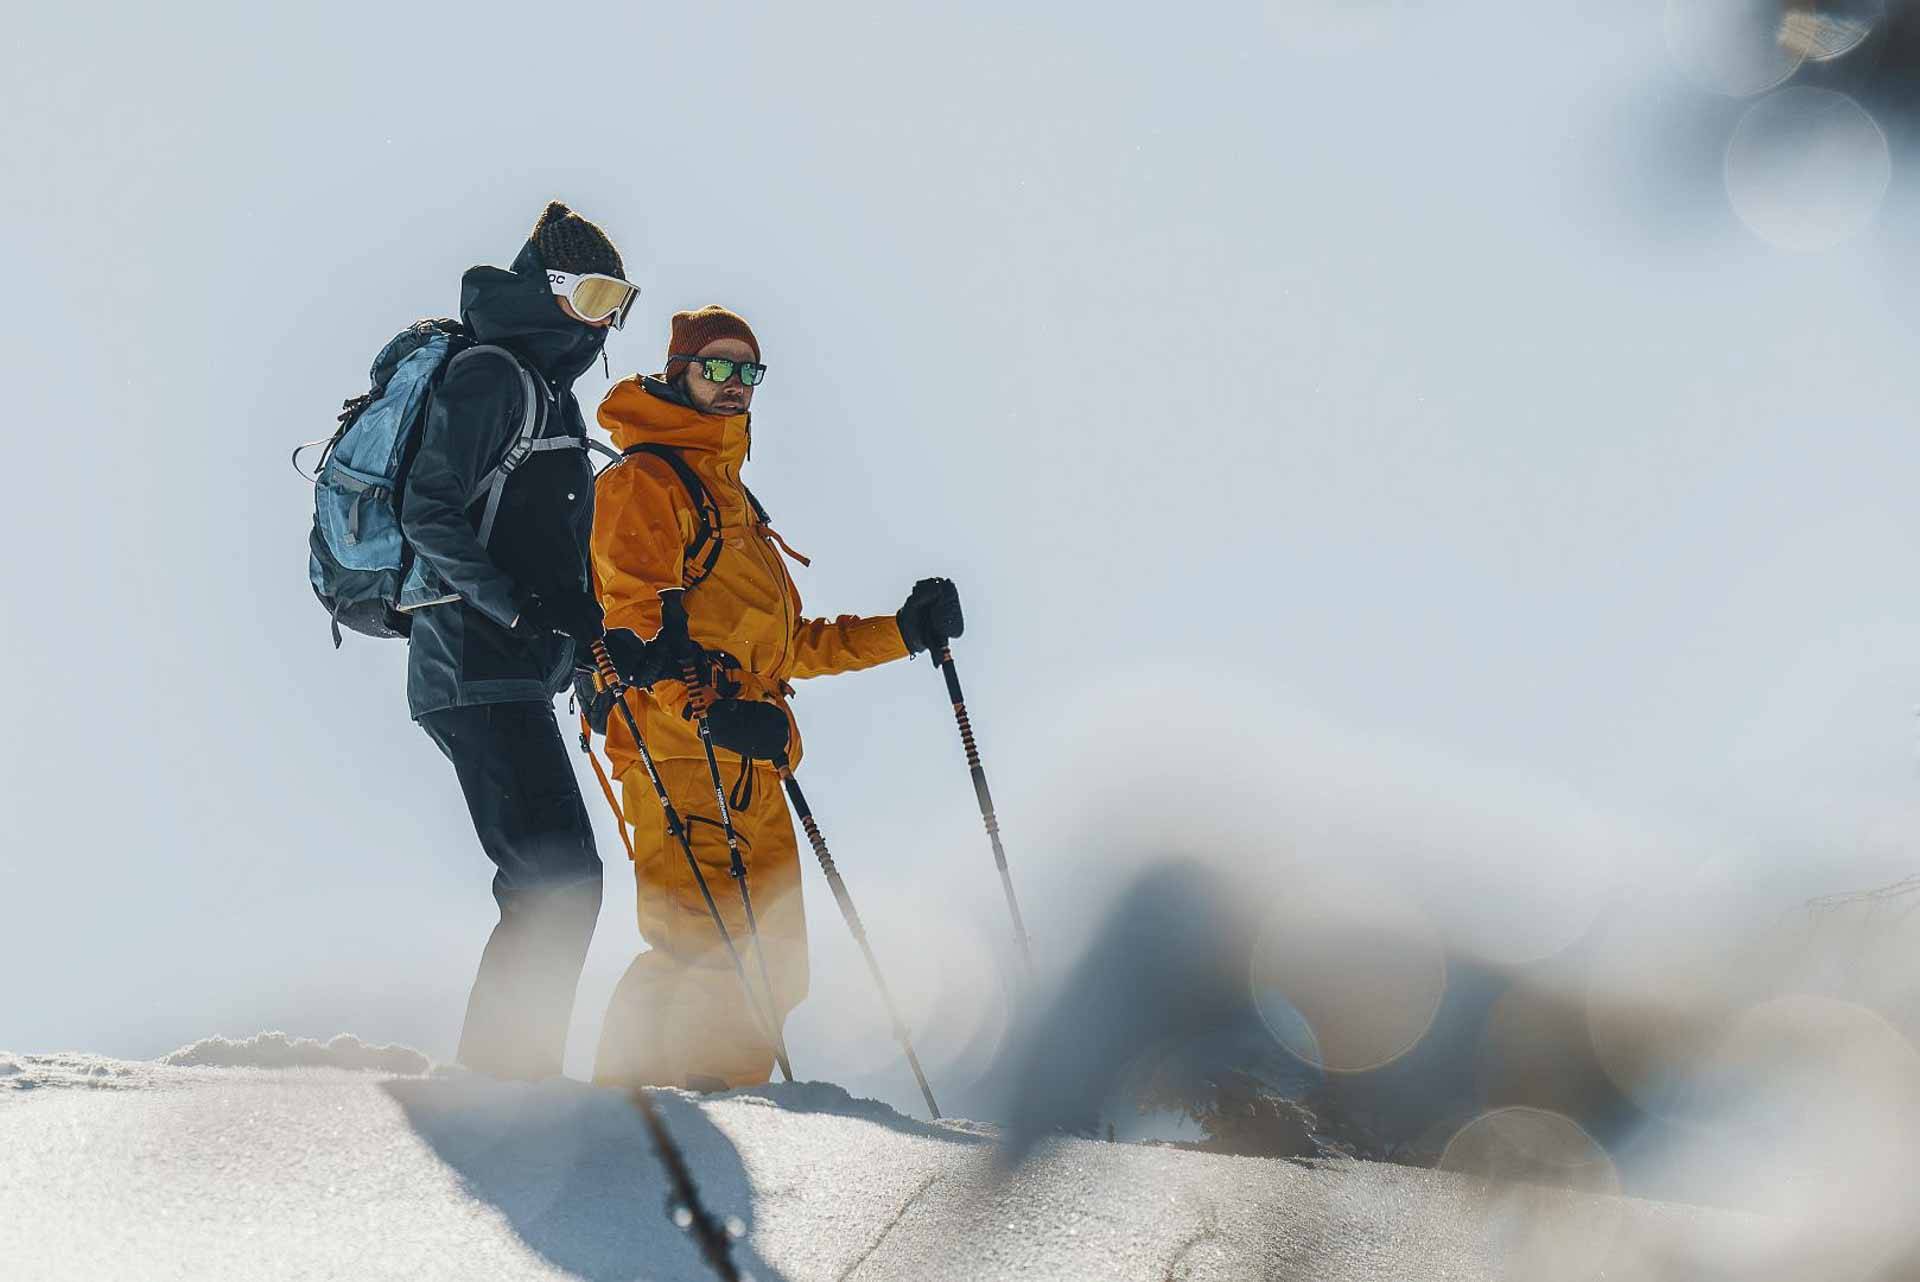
[896, 576, 963, 655]
[654, 590, 698, 661]
[702, 698, 791, 760]
[514, 587, 604, 645]
[600, 627, 672, 689]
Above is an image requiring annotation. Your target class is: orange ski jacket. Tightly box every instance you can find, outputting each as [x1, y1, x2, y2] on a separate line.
[590, 376, 907, 777]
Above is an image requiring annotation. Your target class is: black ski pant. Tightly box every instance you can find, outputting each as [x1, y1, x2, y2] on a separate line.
[420, 700, 602, 1080]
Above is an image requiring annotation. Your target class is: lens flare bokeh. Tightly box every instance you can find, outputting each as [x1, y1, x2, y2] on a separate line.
[1443, 1105, 1620, 1274]
[1250, 870, 1447, 1074]
[1584, 895, 1775, 1121]
[1633, 995, 1920, 1281]
[1724, 86, 1890, 251]
[1441, 1106, 1623, 1282]
[1777, 0, 1883, 62]
[1666, 0, 1807, 96]
[792, 884, 1008, 1086]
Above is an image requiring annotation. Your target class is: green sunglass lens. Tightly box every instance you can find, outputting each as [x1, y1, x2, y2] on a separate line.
[702, 358, 736, 383]
[740, 363, 766, 386]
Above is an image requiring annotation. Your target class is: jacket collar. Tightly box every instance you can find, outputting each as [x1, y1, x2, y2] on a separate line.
[603, 375, 752, 467]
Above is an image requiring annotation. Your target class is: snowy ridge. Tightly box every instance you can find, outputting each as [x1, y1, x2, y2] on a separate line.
[0, 1033, 1764, 1280]
[0, 1050, 169, 1094]
[159, 1030, 432, 1074]
[1, 1033, 431, 1094]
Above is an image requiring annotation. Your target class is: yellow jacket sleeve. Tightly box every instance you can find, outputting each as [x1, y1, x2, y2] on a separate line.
[592, 455, 689, 640]
[787, 612, 909, 681]
[591, 454, 706, 757]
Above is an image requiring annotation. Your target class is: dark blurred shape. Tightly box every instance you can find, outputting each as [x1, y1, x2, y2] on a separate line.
[1474, 961, 1631, 1126]
[1250, 873, 1448, 1074]
[1123, 1035, 1324, 1161]
[993, 860, 1259, 1165]
[993, 858, 1478, 1168]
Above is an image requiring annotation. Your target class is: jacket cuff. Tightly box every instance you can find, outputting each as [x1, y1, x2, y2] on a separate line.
[859, 613, 912, 663]
[467, 579, 522, 631]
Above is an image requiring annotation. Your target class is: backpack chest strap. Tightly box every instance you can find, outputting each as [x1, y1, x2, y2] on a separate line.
[452, 343, 585, 545]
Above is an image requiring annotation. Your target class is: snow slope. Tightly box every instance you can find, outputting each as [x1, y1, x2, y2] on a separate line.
[0, 1033, 1774, 1281]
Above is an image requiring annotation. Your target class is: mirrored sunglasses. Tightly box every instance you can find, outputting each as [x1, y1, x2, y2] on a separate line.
[672, 354, 768, 387]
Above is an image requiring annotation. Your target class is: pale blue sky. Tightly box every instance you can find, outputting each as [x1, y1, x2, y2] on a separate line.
[4, 1, 1917, 1106]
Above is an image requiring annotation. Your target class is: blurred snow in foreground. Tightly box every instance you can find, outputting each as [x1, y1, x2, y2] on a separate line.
[0, 1035, 1790, 1281]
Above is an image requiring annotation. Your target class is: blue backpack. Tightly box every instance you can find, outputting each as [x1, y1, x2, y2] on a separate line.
[298, 319, 550, 647]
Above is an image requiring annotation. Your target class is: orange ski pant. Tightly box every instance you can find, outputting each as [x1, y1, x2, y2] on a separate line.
[593, 757, 807, 1090]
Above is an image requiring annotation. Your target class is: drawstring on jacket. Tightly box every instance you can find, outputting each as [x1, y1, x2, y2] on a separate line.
[759, 523, 811, 567]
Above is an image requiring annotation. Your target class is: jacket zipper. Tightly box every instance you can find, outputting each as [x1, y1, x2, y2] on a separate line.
[722, 421, 792, 677]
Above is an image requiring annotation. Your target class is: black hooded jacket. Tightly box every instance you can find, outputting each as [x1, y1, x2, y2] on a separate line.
[400, 238, 607, 719]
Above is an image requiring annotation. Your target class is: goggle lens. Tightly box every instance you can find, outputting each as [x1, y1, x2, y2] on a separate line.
[569, 275, 638, 325]
[549, 270, 639, 327]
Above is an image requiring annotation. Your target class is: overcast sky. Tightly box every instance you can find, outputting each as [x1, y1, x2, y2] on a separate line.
[4, 1, 1917, 1105]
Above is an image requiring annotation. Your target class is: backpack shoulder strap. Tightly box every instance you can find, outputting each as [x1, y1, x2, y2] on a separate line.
[450, 343, 580, 546]
[620, 442, 723, 588]
[743, 484, 770, 526]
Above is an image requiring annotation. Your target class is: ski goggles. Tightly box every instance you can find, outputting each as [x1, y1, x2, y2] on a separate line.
[547, 270, 641, 329]
[673, 354, 769, 387]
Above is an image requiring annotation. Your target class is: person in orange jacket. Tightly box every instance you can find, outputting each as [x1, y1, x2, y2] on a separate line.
[589, 305, 963, 1090]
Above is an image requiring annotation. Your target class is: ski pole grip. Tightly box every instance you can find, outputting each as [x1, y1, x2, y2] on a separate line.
[590, 639, 623, 692]
[657, 588, 717, 707]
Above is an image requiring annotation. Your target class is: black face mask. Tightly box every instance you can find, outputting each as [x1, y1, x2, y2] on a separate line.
[540, 313, 609, 384]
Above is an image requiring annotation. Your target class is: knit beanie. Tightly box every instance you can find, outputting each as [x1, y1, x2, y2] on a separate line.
[665, 306, 760, 382]
[530, 200, 624, 279]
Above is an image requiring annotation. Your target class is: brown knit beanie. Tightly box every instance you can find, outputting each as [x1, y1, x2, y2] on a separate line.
[530, 200, 624, 278]
[665, 306, 760, 382]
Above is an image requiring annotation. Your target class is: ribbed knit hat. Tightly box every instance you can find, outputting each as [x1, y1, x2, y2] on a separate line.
[665, 306, 760, 382]
[530, 201, 624, 279]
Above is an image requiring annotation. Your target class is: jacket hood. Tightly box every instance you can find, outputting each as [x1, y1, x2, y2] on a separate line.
[598, 374, 752, 457]
[459, 239, 608, 385]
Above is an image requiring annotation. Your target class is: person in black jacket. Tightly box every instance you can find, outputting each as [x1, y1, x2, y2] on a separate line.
[400, 201, 660, 1079]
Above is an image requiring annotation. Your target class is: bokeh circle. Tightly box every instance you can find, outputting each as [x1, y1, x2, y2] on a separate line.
[1725, 87, 1890, 251]
[1666, 0, 1806, 97]
[1250, 871, 1447, 1074]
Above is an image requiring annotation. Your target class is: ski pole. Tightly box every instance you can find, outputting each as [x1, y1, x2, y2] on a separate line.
[589, 639, 793, 1083]
[657, 591, 795, 1083]
[629, 1088, 742, 1282]
[933, 640, 1033, 974]
[692, 713, 795, 1084]
[774, 755, 941, 1119]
